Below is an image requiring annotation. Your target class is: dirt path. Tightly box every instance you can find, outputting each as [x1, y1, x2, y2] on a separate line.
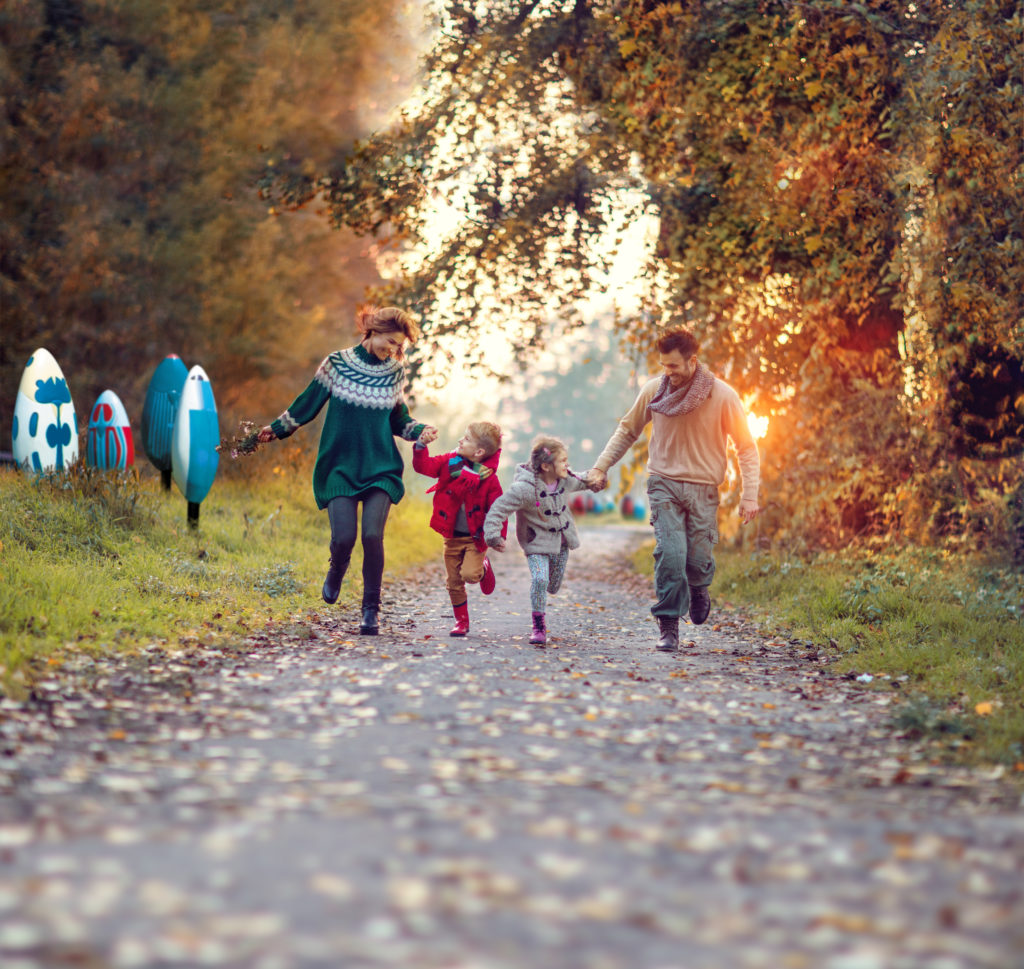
[1, 522, 1021, 968]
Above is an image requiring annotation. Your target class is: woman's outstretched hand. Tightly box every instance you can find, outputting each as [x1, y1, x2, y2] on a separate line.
[257, 426, 275, 444]
[418, 426, 438, 445]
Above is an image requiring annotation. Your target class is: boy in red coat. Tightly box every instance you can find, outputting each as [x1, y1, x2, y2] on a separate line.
[413, 421, 505, 636]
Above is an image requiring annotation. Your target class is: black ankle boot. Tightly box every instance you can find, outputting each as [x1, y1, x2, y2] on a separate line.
[322, 542, 349, 604]
[359, 606, 379, 635]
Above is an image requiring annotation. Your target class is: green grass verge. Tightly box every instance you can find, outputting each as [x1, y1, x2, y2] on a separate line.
[632, 540, 1024, 769]
[0, 463, 436, 695]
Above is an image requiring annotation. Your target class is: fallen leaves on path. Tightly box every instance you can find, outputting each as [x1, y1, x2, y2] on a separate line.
[0, 525, 1021, 968]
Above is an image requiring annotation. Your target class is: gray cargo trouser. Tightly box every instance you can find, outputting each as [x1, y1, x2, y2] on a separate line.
[647, 475, 719, 619]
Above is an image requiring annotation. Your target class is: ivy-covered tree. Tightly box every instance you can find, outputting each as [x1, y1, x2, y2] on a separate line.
[909, 2, 1024, 461]
[268, 0, 1022, 548]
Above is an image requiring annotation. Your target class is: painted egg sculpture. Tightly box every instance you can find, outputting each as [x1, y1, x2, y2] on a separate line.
[11, 348, 79, 473]
[632, 501, 646, 521]
[140, 355, 188, 473]
[86, 390, 134, 470]
[171, 365, 220, 505]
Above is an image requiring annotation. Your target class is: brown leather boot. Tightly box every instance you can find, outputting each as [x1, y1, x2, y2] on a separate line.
[656, 616, 679, 652]
[689, 586, 712, 625]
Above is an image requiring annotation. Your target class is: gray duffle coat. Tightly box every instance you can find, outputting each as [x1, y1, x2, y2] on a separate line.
[483, 463, 589, 556]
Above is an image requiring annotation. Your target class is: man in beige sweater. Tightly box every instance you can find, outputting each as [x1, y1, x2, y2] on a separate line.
[586, 326, 760, 652]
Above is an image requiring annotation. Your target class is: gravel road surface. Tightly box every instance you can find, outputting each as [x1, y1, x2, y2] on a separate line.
[1, 522, 1021, 969]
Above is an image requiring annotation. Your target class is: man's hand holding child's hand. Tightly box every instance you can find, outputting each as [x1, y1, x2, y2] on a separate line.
[418, 426, 438, 445]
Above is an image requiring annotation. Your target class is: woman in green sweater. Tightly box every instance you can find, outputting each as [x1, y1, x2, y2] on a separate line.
[257, 306, 437, 634]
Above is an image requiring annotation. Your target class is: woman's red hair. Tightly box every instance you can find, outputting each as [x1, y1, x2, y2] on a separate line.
[356, 304, 420, 359]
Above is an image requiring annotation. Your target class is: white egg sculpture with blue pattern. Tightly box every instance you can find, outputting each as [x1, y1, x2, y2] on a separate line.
[11, 348, 79, 473]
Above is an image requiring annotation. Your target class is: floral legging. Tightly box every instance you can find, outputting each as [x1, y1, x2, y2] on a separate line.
[526, 542, 570, 613]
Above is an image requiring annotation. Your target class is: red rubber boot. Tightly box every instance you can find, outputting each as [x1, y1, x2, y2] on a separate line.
[479, 557, 496, 595]
[449, 602, 470, 637]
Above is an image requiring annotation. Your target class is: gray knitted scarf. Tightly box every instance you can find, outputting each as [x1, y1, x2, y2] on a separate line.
[648, 362, 715, 417]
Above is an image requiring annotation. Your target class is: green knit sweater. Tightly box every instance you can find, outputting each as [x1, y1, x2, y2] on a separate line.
[270, 344, 426, 509]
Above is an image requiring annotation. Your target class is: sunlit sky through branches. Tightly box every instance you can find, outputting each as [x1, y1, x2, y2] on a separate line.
[370, 1, 768, 465]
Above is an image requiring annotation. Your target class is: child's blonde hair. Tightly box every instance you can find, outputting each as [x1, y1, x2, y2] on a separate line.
[468, 421, 502, 458]
[529, 435, 567, 474]
[356, 304, 420, 359]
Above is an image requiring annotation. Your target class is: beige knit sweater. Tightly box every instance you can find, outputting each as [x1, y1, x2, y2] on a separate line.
[594, 375, 760, 501]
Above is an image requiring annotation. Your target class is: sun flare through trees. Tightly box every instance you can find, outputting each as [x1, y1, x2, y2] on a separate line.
[261, 0, 1022, 552]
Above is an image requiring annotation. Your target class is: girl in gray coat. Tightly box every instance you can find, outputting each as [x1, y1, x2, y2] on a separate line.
[483, 436, 592, 645]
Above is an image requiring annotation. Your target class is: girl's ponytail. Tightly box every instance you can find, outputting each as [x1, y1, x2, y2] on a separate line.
[529, 436, 565, 474]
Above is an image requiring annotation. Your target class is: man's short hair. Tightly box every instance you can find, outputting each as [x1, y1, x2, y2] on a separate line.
[656, 326, 699, 357]
[468, 421, 502, 457]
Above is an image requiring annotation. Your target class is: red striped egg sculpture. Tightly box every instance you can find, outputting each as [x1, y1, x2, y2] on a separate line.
[86, 390, 134, 470]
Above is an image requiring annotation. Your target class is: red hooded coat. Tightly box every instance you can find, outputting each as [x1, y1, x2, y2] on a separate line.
[413, 445, 506, 552]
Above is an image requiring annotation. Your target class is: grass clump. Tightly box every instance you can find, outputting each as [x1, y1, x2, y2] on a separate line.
[3, 464, 154, 558]
[632, 540, 1024, 768]
[0, 460, 436, 695]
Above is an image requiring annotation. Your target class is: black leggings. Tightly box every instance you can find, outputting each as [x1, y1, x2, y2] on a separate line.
[326, 489, 392, 608]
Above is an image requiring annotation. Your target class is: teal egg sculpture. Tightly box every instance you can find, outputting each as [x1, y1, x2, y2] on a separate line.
[171, 365, 219, 507]
[141, 355, 188, 474]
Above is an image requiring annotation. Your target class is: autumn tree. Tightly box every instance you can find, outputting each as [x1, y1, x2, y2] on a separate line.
[268, 0, 1022, 551]
[1, 0, 410, 433]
